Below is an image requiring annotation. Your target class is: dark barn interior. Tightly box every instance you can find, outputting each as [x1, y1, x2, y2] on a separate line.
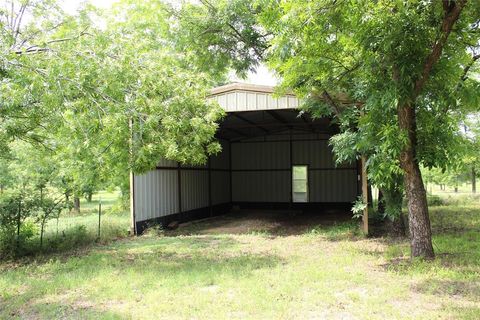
[133, 108, 360, 234]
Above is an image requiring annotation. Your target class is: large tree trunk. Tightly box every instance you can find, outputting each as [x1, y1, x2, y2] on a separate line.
[398, 102, 434, 259]
[73, 196, 80, 213]
[472, 167, 476, 194]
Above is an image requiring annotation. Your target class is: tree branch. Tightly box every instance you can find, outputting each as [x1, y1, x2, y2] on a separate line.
[225, 22, 267, 60]
[12, 1, 28, 44]
[412, 0, 467, 99]
[460, 53, 480, 81]
[321, 90, 342, 116]
[13, 27, 91, 55]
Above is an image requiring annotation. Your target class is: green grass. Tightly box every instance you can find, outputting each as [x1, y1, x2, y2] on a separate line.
[75, 190, 122, 215]
[1, 202, 479, 319]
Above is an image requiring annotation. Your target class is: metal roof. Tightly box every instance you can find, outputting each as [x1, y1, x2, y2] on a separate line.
[209, 83, 338, 141]
[209, 82, 300, 112]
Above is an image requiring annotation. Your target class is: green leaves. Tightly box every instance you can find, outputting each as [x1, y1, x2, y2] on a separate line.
[172, 0, 269, 79]
[1, 0, 227, 197]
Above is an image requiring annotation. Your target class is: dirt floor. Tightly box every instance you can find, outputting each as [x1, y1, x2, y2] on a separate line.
[169, 208, 354, 236]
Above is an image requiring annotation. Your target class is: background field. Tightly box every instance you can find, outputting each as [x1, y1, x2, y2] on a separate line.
[43, 190, 130, 241]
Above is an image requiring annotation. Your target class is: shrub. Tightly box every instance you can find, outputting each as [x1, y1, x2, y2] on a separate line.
[427, 194, 445, 206]
[107, 201, 127, 215]
[0, 191, 38, 258]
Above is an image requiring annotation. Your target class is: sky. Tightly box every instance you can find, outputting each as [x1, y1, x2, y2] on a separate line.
[61, 0, 277, 86]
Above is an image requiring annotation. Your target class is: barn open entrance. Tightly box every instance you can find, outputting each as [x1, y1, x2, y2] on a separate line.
[132, 83, 367, 235]
[214, 109, 359, 223]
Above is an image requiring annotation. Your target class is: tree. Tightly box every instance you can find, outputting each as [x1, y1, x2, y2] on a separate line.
[1, 0, 225, 200]
[176, 0, 480, 258]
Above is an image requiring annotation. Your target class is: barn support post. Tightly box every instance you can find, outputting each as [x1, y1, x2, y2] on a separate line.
[289, 128, 293, 209]
[361, 155, 369, 234]
[177, 163, 182, 221]
[229, 140, 233, 204]
[130, 171, 135, 234]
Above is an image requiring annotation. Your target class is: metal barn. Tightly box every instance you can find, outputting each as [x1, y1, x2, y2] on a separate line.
[130, 83, 367, 234]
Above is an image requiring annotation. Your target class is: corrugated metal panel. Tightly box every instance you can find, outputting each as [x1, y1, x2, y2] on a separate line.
[226, 92, 237, 112]
[265, 134, 291, 141]
[181, 163, 207, 169]
[240, 136, 266, 142]
[209, 90, 299, 112]
[309, 170, 357, 202]
[267, 95, 278, 109]
[246, 92, 256, 111]
[318, 133, 330, 140]
[279, 96, 289, 109]
[292, 140, 334, 168]
[134, 170, 178, 222]
[257, 93, 267, 110]
[181, 170, 209, 211]
[217, 94, 227, 108]
[238, 92, 246, 110]
[231, 141, 290, 169]
[212, 171, 231, 205]
[232, 171, 290, 202]
[292, 140, 355, 169]
[291, 133, 321, 141]
[288, 96, 298, 108]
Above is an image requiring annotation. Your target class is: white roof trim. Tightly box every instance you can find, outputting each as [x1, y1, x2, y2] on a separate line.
[210, 82, 295, 96]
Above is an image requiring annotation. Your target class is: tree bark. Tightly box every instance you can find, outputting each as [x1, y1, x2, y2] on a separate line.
[398, 102, 434, 259]
[73, 196, 80, 213]
[472, 167, 476, 194]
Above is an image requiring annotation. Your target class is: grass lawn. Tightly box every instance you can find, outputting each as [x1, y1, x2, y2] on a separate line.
[1, 203, 479, 319]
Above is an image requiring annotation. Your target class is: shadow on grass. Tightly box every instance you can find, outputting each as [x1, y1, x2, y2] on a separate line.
[412, 278, 480, 300]
[8, 300, 125, 320]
